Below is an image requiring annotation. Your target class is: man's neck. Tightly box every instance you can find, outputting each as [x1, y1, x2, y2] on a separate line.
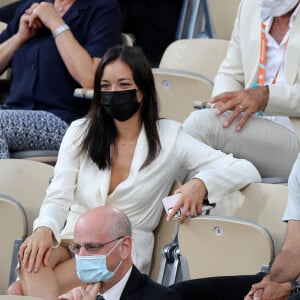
[99, 262, 132, 294]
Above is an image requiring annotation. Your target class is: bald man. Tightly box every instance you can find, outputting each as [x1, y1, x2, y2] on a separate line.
[59, 206, 181, 300]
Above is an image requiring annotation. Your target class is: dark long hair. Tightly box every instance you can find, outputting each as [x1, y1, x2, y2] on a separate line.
[79, 45, 161, 170]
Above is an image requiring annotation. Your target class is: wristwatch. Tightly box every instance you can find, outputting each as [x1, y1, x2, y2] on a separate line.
[290, 280, 300, 295]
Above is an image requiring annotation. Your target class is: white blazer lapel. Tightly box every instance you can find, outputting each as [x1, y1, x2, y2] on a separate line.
[130, 125, 148, 175]
[98, 167, 111, 204]
[285, 13, 300, 84]
[246, 11, 261, 86]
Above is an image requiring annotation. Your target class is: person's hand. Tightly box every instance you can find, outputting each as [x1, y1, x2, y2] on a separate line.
[244, 277, 291, 300]
[211, 86, 269, 131]
[28, 2, 65, 33]
[16, 4, 42, 42]
[59, 283, 100, 300]
[19, 226, 54, 273]
[167, 178, 207, 223]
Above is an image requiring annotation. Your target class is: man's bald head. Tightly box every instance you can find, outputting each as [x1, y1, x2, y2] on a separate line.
[75, 206, 132, 240]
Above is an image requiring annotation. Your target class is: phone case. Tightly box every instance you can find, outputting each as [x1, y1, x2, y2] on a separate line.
[162, 194, 182, 219]
[162, 194, 214, 220]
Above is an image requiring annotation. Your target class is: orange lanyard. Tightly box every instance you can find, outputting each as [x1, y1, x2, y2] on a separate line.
[257, 22, 288, 87]
[257, 23, 268, 86]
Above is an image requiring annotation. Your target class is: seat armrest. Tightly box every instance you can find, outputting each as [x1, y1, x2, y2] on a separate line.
[9, 239, 24, 285]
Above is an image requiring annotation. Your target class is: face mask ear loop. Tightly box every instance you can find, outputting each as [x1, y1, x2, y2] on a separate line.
[105, 238, 124, 275]
[106, 238, 123, 257]
[113, 259, 123, 274]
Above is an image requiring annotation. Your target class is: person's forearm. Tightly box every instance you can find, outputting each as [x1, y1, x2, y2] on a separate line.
[266, 249, 300, 283]
[0, 33, 25, 73]
[53, 26, 100, 88]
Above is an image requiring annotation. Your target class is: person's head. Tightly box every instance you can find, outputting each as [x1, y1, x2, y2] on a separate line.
[70, 206, 132, 292]
[92, 45, 159, 123]
[80, 45, 161, 170]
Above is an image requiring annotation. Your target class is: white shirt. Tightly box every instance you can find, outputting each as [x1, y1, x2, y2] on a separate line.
[262, 5, 300, 131]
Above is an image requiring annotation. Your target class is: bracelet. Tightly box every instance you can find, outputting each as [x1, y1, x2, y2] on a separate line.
[52, 24, 70, 39]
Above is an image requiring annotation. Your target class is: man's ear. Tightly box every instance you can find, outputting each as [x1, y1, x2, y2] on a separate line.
[119, 236, 132, 260]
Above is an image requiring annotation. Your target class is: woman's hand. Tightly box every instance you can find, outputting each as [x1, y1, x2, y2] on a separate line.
[59, 283, 100, 300]
[211, 86, 269, 131]
[19, 226, 54, 273]
[167, 178, 207, 223]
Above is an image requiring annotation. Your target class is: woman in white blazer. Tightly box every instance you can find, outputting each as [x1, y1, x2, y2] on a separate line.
[183, 0, 300, 178]
[9, 45, 260, 299]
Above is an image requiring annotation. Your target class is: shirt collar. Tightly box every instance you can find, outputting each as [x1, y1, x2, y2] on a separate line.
[264, 2, 300, 30]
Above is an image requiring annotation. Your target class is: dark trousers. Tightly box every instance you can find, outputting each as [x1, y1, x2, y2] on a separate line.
[170, 272, 300, 300]
[170, 273, 265, 300]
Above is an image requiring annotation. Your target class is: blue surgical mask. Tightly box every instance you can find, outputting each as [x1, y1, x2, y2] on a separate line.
[75, 239, 123, 283]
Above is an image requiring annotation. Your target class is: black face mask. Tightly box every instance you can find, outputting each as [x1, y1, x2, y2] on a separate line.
[101, 89, 141, 121]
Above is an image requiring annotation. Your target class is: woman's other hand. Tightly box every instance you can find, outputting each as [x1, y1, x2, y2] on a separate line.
[167, 178, 207, 223]
[19, 226, 54, 273]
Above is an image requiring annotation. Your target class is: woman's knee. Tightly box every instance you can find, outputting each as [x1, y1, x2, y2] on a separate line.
[7, 280, 24, 295]
[46, 245, 71, 268]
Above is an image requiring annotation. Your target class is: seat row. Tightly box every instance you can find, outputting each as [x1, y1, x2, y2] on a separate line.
[0, 159, 288, 293]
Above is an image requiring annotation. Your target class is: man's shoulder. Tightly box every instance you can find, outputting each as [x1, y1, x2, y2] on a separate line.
[140, 275, 181, 298]
[123, 266, 181, 300]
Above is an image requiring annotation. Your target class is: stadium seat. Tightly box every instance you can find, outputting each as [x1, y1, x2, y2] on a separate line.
[0, 160, 54, 287]
[178, 215, 274, 279]
[150, 180, 181, 282]
[9, 150, 58, 166]
[212, 182, 288, 257]
[121, 33, 135, 46]
[207, 0, 240, 40]
[154, 214, 274, 284]
[0, 21, 6, 31]
[152, 68, 213, 122]
[176, 0, 240, 40]
[0, 159, 54, 234]
[0, 194, 27, 294]
[159, 38, 229, 83]
[176, 0, 214, 39]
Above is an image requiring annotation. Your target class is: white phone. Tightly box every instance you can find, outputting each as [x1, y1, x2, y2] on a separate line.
[162, 194, 214, 220]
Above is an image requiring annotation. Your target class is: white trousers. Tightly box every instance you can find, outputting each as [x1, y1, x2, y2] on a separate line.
[183, 109, 300, 178]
